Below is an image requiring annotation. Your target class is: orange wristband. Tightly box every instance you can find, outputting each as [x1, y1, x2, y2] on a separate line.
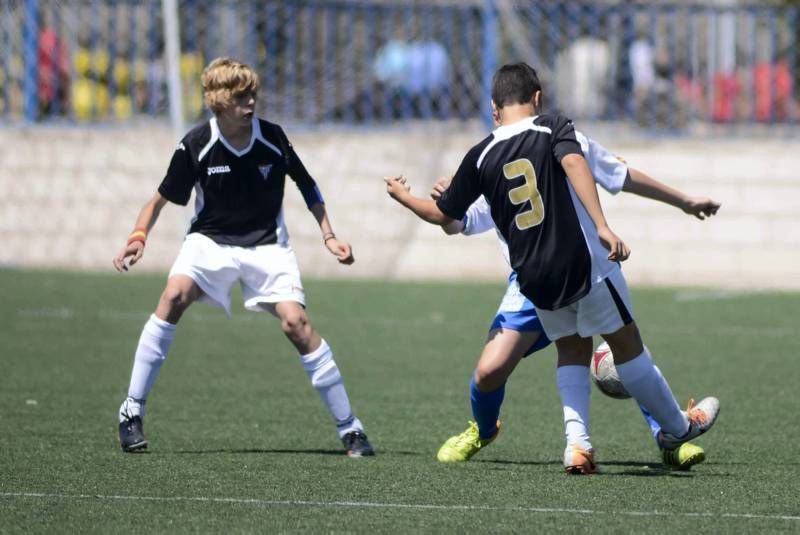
[127, 229, 147, 246]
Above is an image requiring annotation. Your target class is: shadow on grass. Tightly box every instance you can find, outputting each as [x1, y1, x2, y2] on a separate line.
[474, 459, 560, 467]
[164, 447, 420, 456]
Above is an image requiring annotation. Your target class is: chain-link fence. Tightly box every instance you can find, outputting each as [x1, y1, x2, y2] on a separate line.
[1, 0, 798, 129]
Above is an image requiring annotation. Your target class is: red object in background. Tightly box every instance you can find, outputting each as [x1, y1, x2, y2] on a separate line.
[675, 73, 704, 111]
[712, 72, 740, 123]
[754, 61, 792, 122]
[38, 27, 70, 110]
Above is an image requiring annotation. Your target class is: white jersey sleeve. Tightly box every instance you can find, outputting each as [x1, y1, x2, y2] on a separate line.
[575, 130, 627, 195]
[462, 195, 495, 236]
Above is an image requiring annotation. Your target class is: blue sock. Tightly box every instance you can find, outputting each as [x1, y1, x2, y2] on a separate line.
[470, 375, 505, 440]
[639, 404, 662, 446]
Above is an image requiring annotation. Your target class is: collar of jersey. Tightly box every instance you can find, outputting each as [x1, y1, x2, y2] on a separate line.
[211, 116, 259, 157]
[492, 115, 539, 137]
[477, 115, 542, 168]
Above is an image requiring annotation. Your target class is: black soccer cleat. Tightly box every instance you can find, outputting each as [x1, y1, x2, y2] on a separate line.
[119, 415, 148, 452]
[341, 431, 375, 457]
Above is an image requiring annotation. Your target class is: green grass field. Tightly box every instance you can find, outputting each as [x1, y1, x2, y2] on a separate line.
[1, 268, 798, 533]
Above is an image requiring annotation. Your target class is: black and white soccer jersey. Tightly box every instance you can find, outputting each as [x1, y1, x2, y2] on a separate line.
[437, 115, 618, 311]
[158, 117, 323, 247]
[460, 130, 628, 265]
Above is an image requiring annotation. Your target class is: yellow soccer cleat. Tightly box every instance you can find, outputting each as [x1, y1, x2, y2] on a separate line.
[662, 441, 706, 470]
[436, 420, 500, 462]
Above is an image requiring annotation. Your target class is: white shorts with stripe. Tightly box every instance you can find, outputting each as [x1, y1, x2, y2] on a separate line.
[534, 267, 634, 341]
[168, 233, 306, 315]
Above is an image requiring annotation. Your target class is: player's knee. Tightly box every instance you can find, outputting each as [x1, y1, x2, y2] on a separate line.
[159, 286, 194, 314]
[281, 313, 309, 341]
[474, 363, 507, 392]
[603, 323, 643, 363]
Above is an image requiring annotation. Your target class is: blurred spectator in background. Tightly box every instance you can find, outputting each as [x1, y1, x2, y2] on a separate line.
[628, 30, 655, 122]
[651, 48, 678, 127]
[627, 30, 680, 128]
[37, 14, 69, 118]
[372, 38, 451, 118]
[554, 37, 610, 119]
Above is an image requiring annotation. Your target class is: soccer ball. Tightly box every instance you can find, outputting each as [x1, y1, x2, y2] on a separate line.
[590, 342, 631, 399]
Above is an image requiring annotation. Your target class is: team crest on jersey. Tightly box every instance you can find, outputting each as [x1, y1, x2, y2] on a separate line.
[258, 163, 273, 180]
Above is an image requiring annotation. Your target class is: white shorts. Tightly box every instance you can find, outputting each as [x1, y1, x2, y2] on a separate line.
[168, 233, 306, 315]
[534, 268, 634, 341]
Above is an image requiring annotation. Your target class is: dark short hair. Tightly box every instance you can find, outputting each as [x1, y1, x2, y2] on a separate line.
[491, 63, 541, 108]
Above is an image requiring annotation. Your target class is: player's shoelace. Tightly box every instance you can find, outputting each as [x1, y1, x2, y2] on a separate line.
[685, 398, 710, 426]
[452, 423, 480, 448]
[345, 431, 369, 448]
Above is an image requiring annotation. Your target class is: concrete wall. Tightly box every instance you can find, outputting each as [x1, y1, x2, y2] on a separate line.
[2, 123, 798, 289]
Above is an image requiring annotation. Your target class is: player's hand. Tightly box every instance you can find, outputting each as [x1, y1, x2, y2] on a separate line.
[113, 241, 145, 272]
[326, 238, 355, 265]
[597, 226, 630, 262]
[683, 196, 720, 220]
[429, 175, 453, 201]
[384, 175, 409, 201]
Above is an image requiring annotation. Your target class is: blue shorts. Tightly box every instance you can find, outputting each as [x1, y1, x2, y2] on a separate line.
[489, 273, 551, 357]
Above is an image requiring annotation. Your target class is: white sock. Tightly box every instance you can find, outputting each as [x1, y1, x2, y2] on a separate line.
[615, 348, 689, 437]
[119, 397, 145, 421]
[300, 339, 362, 438]
[121, 314, 176, 422]
[557, 365, 592, 450]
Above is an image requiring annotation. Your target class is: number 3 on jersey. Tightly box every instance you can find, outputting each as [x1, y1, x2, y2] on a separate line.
[503, 158, 544, 230]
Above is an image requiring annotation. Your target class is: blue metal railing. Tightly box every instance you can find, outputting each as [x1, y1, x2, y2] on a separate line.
[2, 0, 798, 130]
[21, 0, 38, 121]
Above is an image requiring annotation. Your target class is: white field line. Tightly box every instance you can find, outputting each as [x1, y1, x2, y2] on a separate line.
[1, 492, 799, 522]
[17, 307, 75, 319]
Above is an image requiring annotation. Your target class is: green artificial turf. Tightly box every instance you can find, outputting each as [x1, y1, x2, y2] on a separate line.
[1, 268, 798, 533]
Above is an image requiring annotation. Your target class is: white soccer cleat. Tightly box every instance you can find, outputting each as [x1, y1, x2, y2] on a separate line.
[658, 397, 720, 450]
[563, 444, 597, 475]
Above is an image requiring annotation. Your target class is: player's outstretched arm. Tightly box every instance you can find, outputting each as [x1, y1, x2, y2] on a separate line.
[309, 202, 354, 265]
[561, 154, 630, 262]
[623, 168, 721, 220]
[113, 192, 169, 272]
[385, 175, 455, 226]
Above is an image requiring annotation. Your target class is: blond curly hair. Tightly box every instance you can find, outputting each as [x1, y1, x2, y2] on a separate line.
[201, 57, 260, 114]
